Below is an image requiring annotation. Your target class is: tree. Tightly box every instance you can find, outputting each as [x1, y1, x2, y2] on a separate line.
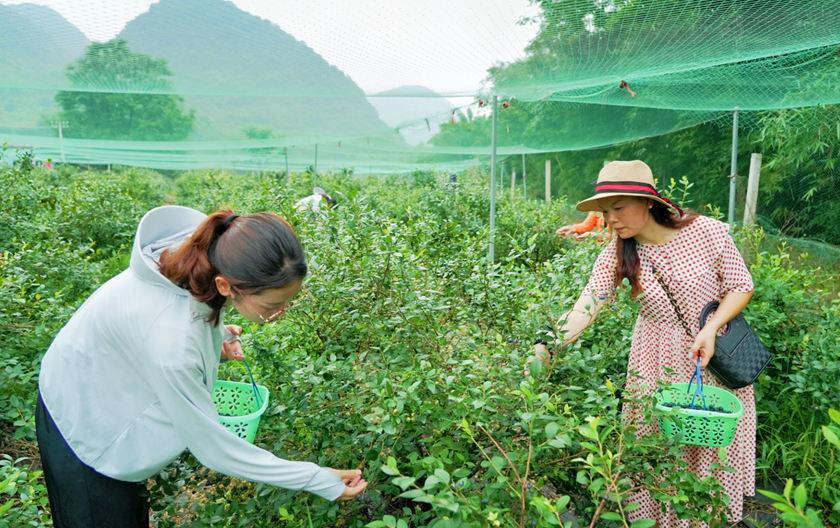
[55, 39, 194, 140]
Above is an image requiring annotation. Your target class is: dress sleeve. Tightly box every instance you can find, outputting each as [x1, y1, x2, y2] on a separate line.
[711, 220, 754, 293]
[574, 211, 601, 234]
[583, 238, 619, 301]
[145, 329, 345, 501]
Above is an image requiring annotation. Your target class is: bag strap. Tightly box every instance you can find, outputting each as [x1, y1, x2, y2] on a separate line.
[698, 301, 720, 331]
[653, 266, 711, 403]
[650, 264, 694, 340]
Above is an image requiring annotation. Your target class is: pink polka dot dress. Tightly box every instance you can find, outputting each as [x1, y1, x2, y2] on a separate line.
[584, 215, 756, 526]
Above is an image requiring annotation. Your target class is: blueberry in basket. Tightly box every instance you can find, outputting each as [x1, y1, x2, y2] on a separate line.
[660, 402, 729, 413]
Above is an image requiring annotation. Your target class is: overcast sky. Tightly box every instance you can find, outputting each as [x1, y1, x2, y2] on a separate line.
[2, 0, 540, 101]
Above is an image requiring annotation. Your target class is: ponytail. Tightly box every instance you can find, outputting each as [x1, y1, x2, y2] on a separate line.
[158, 209, 306, 326]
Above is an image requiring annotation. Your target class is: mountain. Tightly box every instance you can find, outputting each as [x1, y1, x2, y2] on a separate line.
[0, 3, 88, 128]
[369, 85, 454, 145]
[116, 0, 397, 142]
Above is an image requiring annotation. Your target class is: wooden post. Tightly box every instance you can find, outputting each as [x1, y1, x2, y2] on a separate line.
[500, 164, 505, 196]
[510, 169, 516, 201]
[522, 153, 527, 199]
[545, 159, 551, 204]
[743, 153, 762, 226]
[728, 110, 739, 224]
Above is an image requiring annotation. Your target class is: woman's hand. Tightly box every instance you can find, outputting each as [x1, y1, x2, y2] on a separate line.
[330, 468, 368, 500]
[556, 225, 575, 237]
[524, 343, 551, 377]
[221, 325, 244, 361]
[689, 327, 716, 368]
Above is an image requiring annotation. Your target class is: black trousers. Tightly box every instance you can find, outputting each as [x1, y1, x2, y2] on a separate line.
[35, 392, 150, 528]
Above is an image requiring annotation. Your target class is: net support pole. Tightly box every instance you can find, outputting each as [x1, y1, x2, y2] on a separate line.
[728, 109, 739, 224]
[488, 95, 498, 264]
[52, 121, 68, 163]
[743, 153, 762, 226]
[545, 159, 551, 204]
[58, 121, 65, 163]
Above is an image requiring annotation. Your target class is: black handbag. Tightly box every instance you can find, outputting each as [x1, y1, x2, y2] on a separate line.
[698, 302, 771, 389]
[652, 265, 771, 389]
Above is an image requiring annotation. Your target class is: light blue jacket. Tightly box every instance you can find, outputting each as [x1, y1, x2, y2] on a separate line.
[39, 205, 345, 501]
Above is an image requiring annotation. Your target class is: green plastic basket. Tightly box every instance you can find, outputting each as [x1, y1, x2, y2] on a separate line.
[212, 379, 270, 443]
[655, 383, 743, 447]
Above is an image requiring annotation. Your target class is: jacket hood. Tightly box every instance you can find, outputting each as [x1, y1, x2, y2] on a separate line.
[129, 205, 207, 294]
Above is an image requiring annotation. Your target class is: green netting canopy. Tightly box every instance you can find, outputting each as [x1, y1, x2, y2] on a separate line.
[1, 0, 839, 172]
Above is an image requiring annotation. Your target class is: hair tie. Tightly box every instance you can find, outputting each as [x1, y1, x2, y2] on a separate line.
[222, 214, 239, 231]
[212, 214, 239, 252]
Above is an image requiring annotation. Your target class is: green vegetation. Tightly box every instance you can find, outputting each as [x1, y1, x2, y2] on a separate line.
[1, 149, 837, 526]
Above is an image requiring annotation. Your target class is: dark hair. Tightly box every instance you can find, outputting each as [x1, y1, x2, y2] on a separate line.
[158, 209, 307, 325]
[615, 200, 697, 298]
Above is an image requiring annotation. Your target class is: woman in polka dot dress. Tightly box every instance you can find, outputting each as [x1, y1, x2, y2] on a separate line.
[529, 160, 756, 526]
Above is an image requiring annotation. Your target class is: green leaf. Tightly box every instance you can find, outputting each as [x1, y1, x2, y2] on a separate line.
[578, 424, 598, 441]
[380, 464, 400, 476]
[772, 502, 797, 514]
[433, 468, 450, 484]
[452, 468, 471, 478]
[793, 483, 808, 511]
[423, 475, 440, 489]
[630, 520, 656, 528]
[399, 489, 428, 500]
[556, 495, 570, 511]
[829, 408, 840, 425]
[391, 476, 416, 490]
[600, 511, 622, 521]
[822, 425, 840, 448]
[545, 421, 560, 438]
[784, 478, 793, 499]
[758, 489, 786, 502]
[780, 512, 805, 524]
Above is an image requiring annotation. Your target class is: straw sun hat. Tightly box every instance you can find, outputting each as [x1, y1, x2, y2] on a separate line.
[575, 160, 683, 215]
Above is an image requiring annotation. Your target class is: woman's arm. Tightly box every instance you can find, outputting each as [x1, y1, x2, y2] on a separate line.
[526, 291, 609, 374]
[690, 290, 753, 367]
[555, 291, 609, 347]
[556, 212, 601, 237]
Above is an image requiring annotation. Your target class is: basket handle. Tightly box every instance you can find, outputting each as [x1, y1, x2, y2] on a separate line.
[224, 329, 262, 411]
[241, 358, 263, 411]
[687, 357, 707, 410]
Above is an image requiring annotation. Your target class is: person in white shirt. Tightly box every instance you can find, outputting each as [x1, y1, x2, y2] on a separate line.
[36, 205, 367, 528]
[294, 187, 337, 213]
